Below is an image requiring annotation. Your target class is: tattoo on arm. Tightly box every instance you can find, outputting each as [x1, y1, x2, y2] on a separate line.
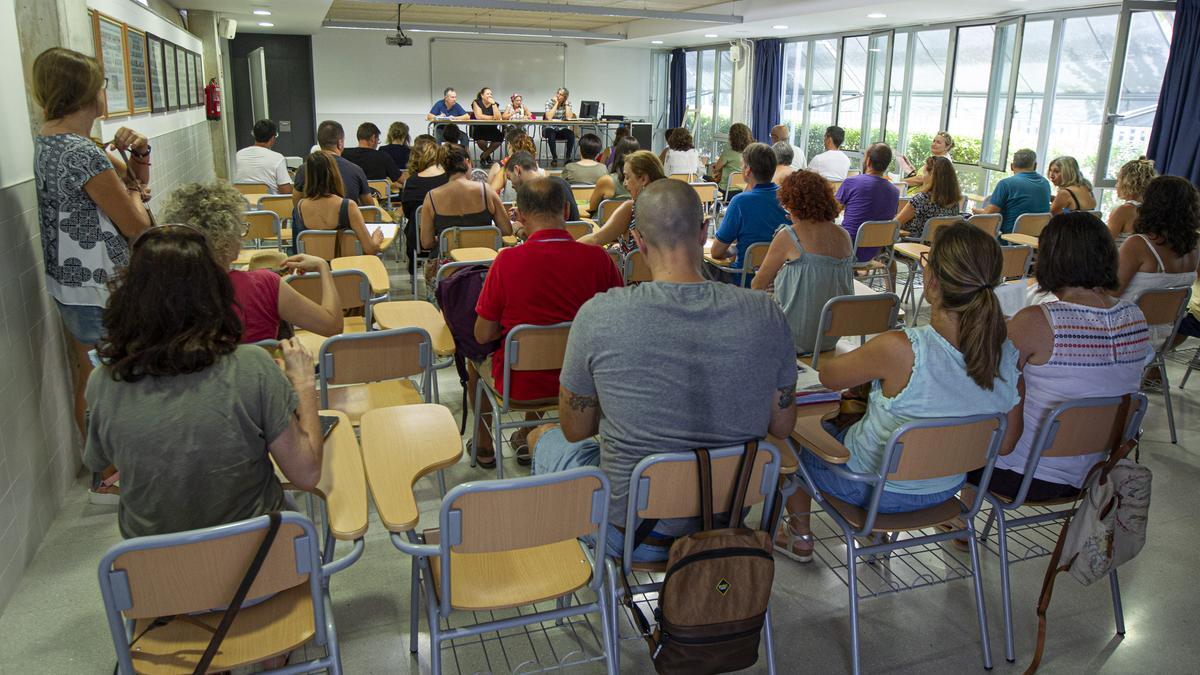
[568, 394, 600, 413]
[777, 385, 795, 410]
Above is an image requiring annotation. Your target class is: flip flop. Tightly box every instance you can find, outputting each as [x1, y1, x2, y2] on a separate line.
[466, 439, 496, 469]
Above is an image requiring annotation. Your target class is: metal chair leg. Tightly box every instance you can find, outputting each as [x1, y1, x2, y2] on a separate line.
[996, 512, 1016, 663]
[1161, 361, 1178, 443]
[846, 533, 862, 675]
[967, 521, 994, 670]
[763, 604, 778, 675]
[493, 404, 505, 480]
[427, 592, 442, 674]
[409, 559, 420, 653]
[979, 508, 998, 542]
[1180, 349, 1200, 389]
[1110, 568, 1126, 636]
[470, 377, 485, 468]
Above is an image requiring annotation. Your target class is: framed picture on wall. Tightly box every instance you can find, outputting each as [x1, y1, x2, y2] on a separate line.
[165, 43, 180, 111]
[126, 27, 150, 114]
[185, 50, 196, 107]
[92, 12, 130, 117]
[146, 34, 167, 113]
[193, 52, 204, 104]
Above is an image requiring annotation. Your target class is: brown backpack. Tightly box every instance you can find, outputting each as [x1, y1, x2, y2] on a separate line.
[623, 442, 776, 674]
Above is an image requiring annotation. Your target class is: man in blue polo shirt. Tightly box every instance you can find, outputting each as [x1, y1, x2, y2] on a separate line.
[425, 87, 470, 146]
[710, 143, 789, 286]
[974, 148, 1052, 234]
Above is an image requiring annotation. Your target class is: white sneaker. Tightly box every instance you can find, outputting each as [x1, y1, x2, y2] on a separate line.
[88, 485, 120, 505]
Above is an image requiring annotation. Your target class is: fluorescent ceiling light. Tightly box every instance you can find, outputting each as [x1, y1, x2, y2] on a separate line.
[253, 9, 271, 16]
[867, 12, 887, 18]
[322, 19, 625, 41]
[772, 25, 789, 30]
[351, 0, 741, 24]
[651, 40, 663, 44]
[257, 22, 274, 27]
[704, 33, 718, 38]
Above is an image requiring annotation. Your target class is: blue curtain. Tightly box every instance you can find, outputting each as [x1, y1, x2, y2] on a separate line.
[668, 48, 687, 130]
[1147, 0, 1200, 185]
[751, 39, 784, 143]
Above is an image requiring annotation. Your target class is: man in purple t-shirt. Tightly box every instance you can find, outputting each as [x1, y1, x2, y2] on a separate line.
[835, 143, 900, 263]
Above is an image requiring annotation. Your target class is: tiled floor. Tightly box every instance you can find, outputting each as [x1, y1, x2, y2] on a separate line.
[2, 261, 1199, 674]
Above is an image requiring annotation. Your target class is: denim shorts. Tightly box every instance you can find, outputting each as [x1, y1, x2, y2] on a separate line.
[55, 300, 105, 345]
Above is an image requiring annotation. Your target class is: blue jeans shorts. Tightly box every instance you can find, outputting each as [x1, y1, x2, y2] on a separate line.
[533, 427, 672, 562]
[55, 300, 104, 345]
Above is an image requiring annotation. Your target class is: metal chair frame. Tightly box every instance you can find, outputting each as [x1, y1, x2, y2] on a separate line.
[243, 210, 283, 251]
[296, 229, 364, 260]
[852, 220, 901, 292]
[809, 292, 901, 370]
[706, 240, 771, 288]
[1135, 285, 1191, 443]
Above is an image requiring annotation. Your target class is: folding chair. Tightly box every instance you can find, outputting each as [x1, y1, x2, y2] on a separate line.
[596, 198, 627, 226]
[968, 212, 1002, 238]
[1136, 285, 1191, 443]
[257, 195, 296, 235]
[391, 468, 619, 675]
[691, 181, 722, 220]
[297, 229, 363, 261]
[805, 292, 901, 370]
[285, 268, 372, 356]
[796, 412, 1009, 674]
[318, 327, 431, 425]
[974, 394, 1148, 663]
[624, 249, 652, 284]
[98, 512, 359, 675]
[438, 225, 503, 258]
[1012, 212, 1052, 238]
[233, 182, 269, 195]
[613, 443, 783, 674]
[706, 240, 771, 288]
[471, 322, 570, 478]
[243, 210, 283, 250]
[896, 215, 964, 323]
[851, 220, 901, 292]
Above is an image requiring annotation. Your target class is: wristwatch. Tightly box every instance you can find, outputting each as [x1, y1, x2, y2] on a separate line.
[130, 145, 152, 159]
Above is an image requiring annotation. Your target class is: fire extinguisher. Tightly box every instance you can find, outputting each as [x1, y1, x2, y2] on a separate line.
[205, 78, 221, 121]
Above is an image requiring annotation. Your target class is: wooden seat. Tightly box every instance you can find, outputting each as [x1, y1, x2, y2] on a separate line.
[475, 356, 559, 410]
[893, 241, 929, 262]
[372, 300, 455, 356]
[233, 182, 269, 195]
[727, 172, 748, 191]
[257, 195, 295, 225]
[318, 327, 433, 424]
[852, 220, 900, 289]
[822, 494, 962, 533]
[331, 254, 389, 296]
[1000, 232, 1039, 249]
[325, 381, 423, 424]
[438, 225, 502, 256]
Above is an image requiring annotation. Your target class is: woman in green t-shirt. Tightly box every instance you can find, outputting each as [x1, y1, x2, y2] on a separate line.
[708, 122, 753, 192]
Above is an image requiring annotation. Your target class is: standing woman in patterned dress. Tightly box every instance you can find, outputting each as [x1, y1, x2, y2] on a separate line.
[32, 48, 153, 502]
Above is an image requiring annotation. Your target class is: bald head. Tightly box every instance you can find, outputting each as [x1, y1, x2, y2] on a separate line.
[635, 179, 704, 251]
[770, 125, 789, 144]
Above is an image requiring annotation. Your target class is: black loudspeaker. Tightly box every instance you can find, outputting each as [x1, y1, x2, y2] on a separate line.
[630, 122, 652, 150]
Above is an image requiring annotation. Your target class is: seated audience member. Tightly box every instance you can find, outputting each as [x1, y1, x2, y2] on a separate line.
[342, 122, 403, 184]
[972, 148, 1052, 235]
[1047, 155, 1096, 215]
[530, 179, 797, 560]
[562, 133, 609, 185]
[896, 156, 963, 239]
[85, 226, 324, 538]
[161, 181, 342, 343]
[544, 87, 577, 166]
[427, 87, 470, 144]
[771, 124, 808, 171]
[709, 122, 752, 192]
[598, 125, 631, 168]
[1108, 157, 1156, 246]
[469, 178, 624, 467]
[488, 130, 539, 196]
[470, 87, 505, 165]
[836, 143, 900, 262]
[441, 124, 464, 147]
[660, 127, 705, 178]
[807, 125, 852, 181]
[235, 118, 292, 194]
[293, 152, 384, 255]
[587, 137, 640, 215]
[753, 170, 854, 354]
[1115, 175, 1200, 349]
[776, 223, 1019, 561]
[400, 137, 449, 256]
[380, 121, 412, 175]
[771, 142, 797, 185]
[292, 120, 374, 207]
[958, 213, 1149, 511]
[709, 143, 789, 284]
[419, 144, 512, 252]
[899, 131, 953, 196]
[506, 151, 579, 225]
[580, 150, 667, 254]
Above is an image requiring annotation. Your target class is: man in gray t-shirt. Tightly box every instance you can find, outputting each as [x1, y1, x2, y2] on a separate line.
[531, 180, 797, 562]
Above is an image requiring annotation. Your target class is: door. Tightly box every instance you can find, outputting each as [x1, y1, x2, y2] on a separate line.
[248, 47, 269, 121]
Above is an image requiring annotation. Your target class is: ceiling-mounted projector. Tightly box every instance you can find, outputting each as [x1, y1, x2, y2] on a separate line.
[386, 33, 413, 47]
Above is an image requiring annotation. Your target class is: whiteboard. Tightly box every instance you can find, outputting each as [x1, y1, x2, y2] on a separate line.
[430, 39, 566, 114]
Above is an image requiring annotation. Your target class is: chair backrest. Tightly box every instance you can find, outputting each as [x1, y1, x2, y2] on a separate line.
[258, 195, 295, 223]
[1136, 285, 1190, 327]
[883, 415, 1004, 483]
[745, 240, 770, 270]
[597, 198, 626, 225]
[1000, 245, 1033, 280]
[922, 215, 965, 243]
[297, 229, 363, 261]
[359, 205, 385, 223]
[817, 293, 900, 342]
[1014, 212, 1052, 237]
[367, 179, 391, 202]
[499, 322, 571, 403]
[625, 249, 653, 283]
[284, 155, 303, 170]
[247, 250, 287, 271]
[319, 328, 432, 404]
[728, 172, 748, 190]
[570, 185, 595, 205]
[854, 219, 900, 250]
[285, 268, 369, 312]
[898, 197, 910, 214]
[565, 220, 591, 240]
[438, 225, 502, 256]
[243, 210, 281, 242]
[234, 182, 269, 195]
[690, 182, 719, 205]
[669, 173, 694, 183]
[968, 213, 1002, 238]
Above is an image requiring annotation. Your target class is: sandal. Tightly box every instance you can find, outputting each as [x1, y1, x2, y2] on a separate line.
[467, 439, 496, 469]
[774, 515, 815, 563]
[935, 517, 970, 552]
[515, 441, 532, 466]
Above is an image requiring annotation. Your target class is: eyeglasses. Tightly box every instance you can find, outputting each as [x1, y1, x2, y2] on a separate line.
[102, 77, 109, 90]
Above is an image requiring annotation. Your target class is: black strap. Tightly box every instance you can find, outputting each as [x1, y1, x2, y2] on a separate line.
[727, 440, 759, 521]
[695, 449, 715, 531]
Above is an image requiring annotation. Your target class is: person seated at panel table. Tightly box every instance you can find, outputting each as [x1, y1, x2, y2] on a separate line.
[806, 125, 852, 181]
[896, 156, 964, 240]
[598, 125, 631, 169]
[1107, 157, 1156, 247]
[1047, 155, 1097, 215]
[380, 121, 412, 177]
[419, 144, 512, 252]
[707, 122, 752, 193]
[562, 133, 610, 185]
[971, 148, 1052, 235]
[471, 87, 505, 166]
[234, 118, 293, 194]
[709, 143, 790, 286]
[771, 124, 808, 171]
[488, 129, 541, 198]
[544, 87, 578, 167]
[341, 122, 403, 184]
[752, 170, 854, 355]
[468, 177, 624, 469]
[775, 223, 1020, 562]
[528, 179, 798, 561]
[659, 127, 706, 178]
[579, 151, 667, 255]
[586, 137, 640, 216]
[898, 131, 954, 196]
[504, 92, 532, 123]
[426, 86, 470, 145]
[84, 225, 325, 539]
[292, 152, 384, 256]
[506, 151, 579, 228]
[161, 181, 343, 344]
[292, 120, 375, 207]
[836, 143, 900, 263]
[771, 142, 797, 186]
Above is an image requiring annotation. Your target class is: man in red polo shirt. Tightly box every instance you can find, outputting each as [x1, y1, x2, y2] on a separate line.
[470, 177, 623, 468]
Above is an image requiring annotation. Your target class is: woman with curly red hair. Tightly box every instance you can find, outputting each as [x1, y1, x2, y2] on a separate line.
[752, 170, 855, 354]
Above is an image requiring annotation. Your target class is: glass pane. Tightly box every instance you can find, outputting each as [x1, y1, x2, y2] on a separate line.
[982, 23, 1017, 165]
[717, 50, 734, 136]
[839, 36, 869, 151]
[683, 50, 697, 131]
[904, 29, 950, 168]
[695, 49, 716, 156]
[781, 42, 809, 151]
[808, 39, 838, 161]
[886, 32, 909, 160]
[1047, 14, 1118, 182]
[949, 25, 996, 165]
[1009, 20, 1053, 161]
[1106, 11, 1174, 179]
[865, 33, 889, 146]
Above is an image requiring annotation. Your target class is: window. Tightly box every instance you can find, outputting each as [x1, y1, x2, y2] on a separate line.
[683, 51, 697, 132]
[981, 22, 1018, 167]
[949, 25, 997, 164]
[886, 32, 909, 154]
[809, 39, 838, 160]
[865, 33, 891, 146]
[717, 50, 734, 138]
[1101, 10, 1174, 180]
[781, 41, 810, 152]
[1046, 14, 1119, 182]
[905, 30, 950, 165]
[1008, 20, 1053, 161]
[695, 49, 717, 154]
[838, 36, 869, 151]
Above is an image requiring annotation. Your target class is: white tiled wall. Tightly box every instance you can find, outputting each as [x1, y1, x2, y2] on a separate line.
[146, 121, 218, 220]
